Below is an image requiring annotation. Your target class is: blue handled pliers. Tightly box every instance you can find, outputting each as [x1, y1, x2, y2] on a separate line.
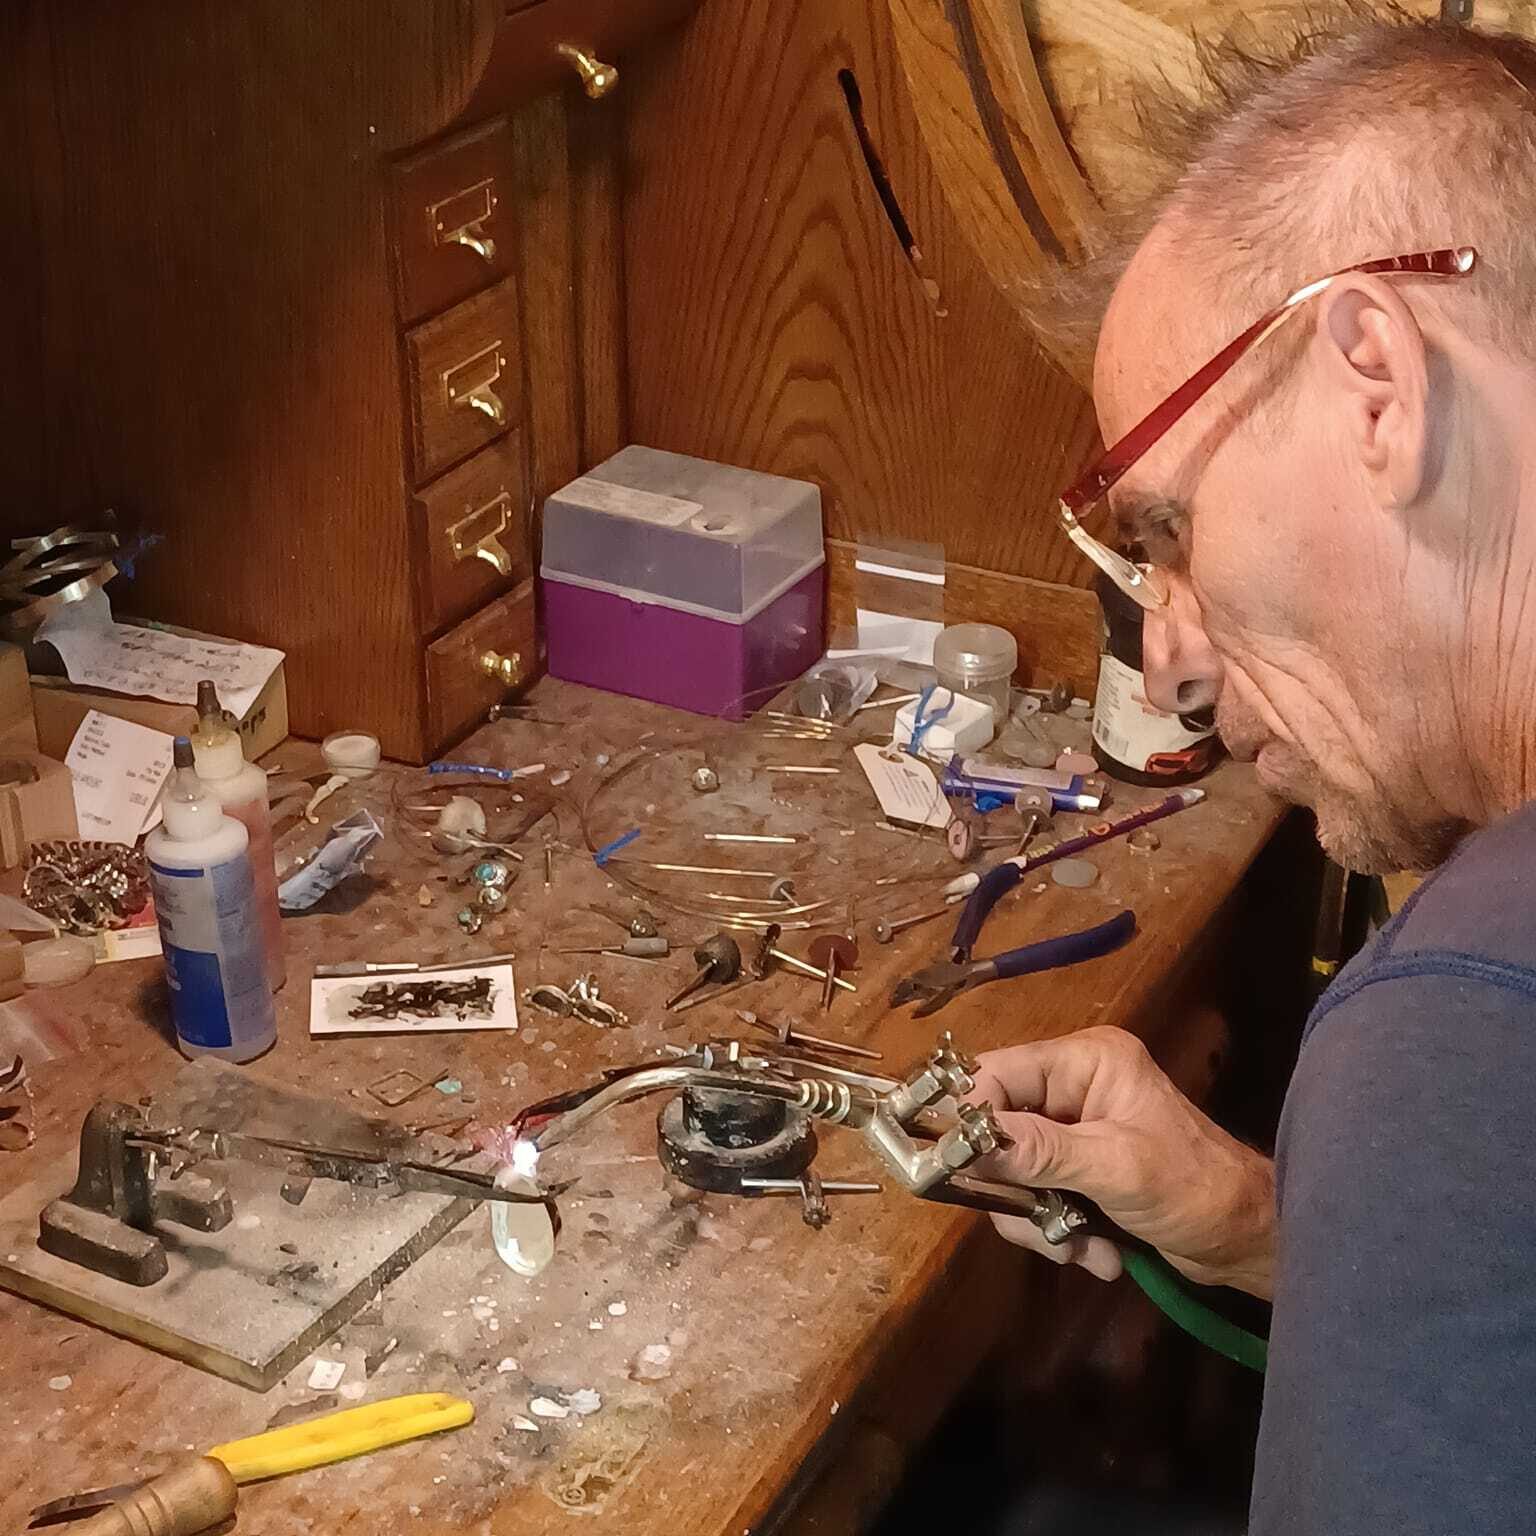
[890, 859, 1136, 1017]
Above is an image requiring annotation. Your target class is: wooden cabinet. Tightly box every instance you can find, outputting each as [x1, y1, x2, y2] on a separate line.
[0, 0, 697, 762]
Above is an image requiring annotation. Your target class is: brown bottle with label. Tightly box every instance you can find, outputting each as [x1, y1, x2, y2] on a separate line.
[1090, 574, 1220, 786]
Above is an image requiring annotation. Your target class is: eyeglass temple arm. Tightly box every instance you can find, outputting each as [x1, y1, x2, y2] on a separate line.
[1060, 246, 1477, 516]
[1058, 508, 1169, 609]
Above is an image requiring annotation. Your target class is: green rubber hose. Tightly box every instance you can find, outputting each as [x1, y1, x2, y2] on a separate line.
[1120, 1246, 1269, 1374]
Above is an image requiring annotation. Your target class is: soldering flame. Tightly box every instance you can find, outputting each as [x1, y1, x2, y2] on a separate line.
[510, 1137, 540, 1180]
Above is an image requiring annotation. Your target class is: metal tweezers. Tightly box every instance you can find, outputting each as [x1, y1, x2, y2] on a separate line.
[126, 1126, 558, 1208]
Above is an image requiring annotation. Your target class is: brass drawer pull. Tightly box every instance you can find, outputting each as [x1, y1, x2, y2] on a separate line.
[447, 492, 515, 577]
[557, 43, 618, 99]
[443, 340, 508, 427]
[429, 178, 499, 264]
[479, 649, 522, 688]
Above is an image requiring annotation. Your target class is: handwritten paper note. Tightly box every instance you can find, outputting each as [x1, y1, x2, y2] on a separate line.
[39, 612, 283, 720]
[65, 711, 175, 846]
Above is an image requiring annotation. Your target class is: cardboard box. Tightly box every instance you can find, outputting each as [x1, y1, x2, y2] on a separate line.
[31, 625, 288, 763]
[0, 644, 37, 752]
[0, 751, 79, 869]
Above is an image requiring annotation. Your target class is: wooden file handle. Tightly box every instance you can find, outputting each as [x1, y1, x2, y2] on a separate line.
[68, 1459, 237, 1536]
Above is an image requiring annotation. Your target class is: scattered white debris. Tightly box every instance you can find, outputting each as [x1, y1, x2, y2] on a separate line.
[831, 1401, 841, 1416]
[530, 1397, 570, 1420]
[308, 1359, 346, 1392]
[489, 1319, 500, 1332]
[472, 1305, 494, 1322]
[338, 1382, 367, 1402]
[47, 1376, 71, 1392]
[608, 1300, 628, 1317]
[496, 1358, 519, 1375]
[588, 1320, 604, 1331]
[433, 1476, 445, 1485]
[513, 1417, 540, 1433]
[234, 1214, 262, 1231]
[567, 1389, 602, 1415]
[550, 769, 572, 787]
[473, 1295, 491, 1304]
[631, 1343, 673, 1381]
[442, 1310, 457, 1318]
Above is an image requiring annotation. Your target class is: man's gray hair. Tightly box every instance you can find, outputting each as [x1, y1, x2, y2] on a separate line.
[1035, 9, 1536, 385]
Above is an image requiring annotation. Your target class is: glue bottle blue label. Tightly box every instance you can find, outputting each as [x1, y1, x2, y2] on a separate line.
[149, 857, 270, 1050]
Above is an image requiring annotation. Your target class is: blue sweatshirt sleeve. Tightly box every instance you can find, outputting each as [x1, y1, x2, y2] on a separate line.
[1251, 966, 1536, 1536]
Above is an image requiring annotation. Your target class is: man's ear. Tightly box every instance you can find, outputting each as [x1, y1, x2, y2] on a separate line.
[1312, 276, 1429, 507]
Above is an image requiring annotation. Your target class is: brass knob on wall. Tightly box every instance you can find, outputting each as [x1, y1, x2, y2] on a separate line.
[557, 43, 618, 99]
[479, 650, 522, 689]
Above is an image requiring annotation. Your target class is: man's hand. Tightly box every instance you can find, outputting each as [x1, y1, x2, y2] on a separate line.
[969, 1026, 1276, 1298]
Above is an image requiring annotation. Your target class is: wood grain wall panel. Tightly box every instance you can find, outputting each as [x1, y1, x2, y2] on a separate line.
[620, 0, 1104, 623]
[512, 94, 585, 507]
[571, 95, 631, 467]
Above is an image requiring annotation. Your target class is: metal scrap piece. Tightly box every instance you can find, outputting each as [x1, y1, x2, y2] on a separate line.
[0, 1054, 33, 1151]
[23, 841, 150, 934]
[522, 976, 628, 1028]
[366, 1067, 448, 1107]
[348, 978, 495, 1022]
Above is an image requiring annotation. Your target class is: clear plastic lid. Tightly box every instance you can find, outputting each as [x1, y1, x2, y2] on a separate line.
[932, 623, 1018, 683]
[542, 446, 824, 621]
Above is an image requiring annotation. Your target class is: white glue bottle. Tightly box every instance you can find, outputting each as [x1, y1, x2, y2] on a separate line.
[146, 738, 277, 1063]
[190, 680, 285, 991]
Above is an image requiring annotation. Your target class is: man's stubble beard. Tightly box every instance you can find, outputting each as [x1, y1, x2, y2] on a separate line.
[1258, 740, 1467, 875]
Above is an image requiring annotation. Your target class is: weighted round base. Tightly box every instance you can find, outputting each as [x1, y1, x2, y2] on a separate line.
[657, 1094, 817, 1195]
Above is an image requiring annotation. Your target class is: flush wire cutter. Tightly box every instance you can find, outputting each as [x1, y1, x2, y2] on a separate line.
[890, 856, 1137, 1016]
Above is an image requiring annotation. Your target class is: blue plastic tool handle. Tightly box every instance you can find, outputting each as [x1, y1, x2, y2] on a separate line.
[991, 909, 1137, 979]
[429, 761, 512, 782]
[906, 684, 955, 757]
[950, 860, 1026, 957]
[593, 828, 641, 867]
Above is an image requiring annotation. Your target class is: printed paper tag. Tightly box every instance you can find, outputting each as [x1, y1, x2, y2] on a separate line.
[558, 475, 703, 528]
[64, 711, 175, 846]
[94, 926, 164, 964]
[853, 743, 951, 829]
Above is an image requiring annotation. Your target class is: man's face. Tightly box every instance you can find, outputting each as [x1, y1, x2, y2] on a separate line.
[1093, 236, 1462, 872]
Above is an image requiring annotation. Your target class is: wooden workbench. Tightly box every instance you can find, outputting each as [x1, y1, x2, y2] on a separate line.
[0, 679, 1291, 1534]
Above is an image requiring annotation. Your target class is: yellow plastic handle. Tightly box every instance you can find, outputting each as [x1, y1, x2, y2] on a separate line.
[208, 1393, 474, 1482]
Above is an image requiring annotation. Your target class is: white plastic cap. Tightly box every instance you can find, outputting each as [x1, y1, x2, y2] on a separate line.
[190, 727, 245, 782]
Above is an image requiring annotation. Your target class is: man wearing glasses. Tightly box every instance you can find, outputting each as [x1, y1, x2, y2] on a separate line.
[972, 16, 1536, 1533]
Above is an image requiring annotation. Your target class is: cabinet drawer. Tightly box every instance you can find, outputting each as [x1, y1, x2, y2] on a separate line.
[390, 120, 517, 326]
[425, 580, 538, 749]
[404, 279, 524, 485]
[412, 433, 530, 633]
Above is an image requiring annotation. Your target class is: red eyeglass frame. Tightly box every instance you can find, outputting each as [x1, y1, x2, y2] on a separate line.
[1056, 246, 1478, 610]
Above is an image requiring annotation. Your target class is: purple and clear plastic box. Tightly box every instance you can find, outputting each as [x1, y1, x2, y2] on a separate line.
[541, 447, 826, 719]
